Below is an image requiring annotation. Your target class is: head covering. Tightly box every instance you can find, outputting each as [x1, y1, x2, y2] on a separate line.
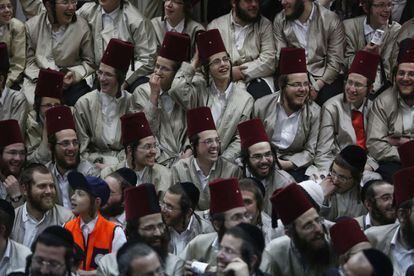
[398, 140, 414, 168]
[114, 168, 137, 186]
[209, 178, 244, 215]
[298, 180, 324, 208]
[45, 106, 76, 136]
[238, 119, 269, 150]
[159, 32, 191, 62]
[339, 145, 367, 172]
[393, 167, 414, 206]
[235, 223, 265, 254]
[179, 182, 200, 208]
[348, 50, 380, 82]
[279, 48, 307, 75]
[120, 112, 153, 146]
[397, 38, 414, 65]
[0, 199, 15, 223]
[101, 38, 134, 73]
[68, 172, 110, 206]
[34, 69, 64, 99]
[362, 249, 393, 276]
[0, 120, 23, 147]
[124, 183, 160, 221]
[41, 226, 74, 248]
[196, 29, 227, 62]
[0, 42, 10, 72]
[270, 184, 313, 225]
[330, 218, 369, 255]
[187, 107, 216, 138]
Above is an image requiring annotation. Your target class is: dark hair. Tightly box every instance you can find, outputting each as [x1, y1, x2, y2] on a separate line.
[361, 180, 390, 203]
[210, 212, 227, 241]
[238, 178, 264, 223]
[398, 198, 414, 211]
[168, 183, 195, 213]
[20, 163, 51, 190]
[361, 0, 392, 25]
[0, 208, 14, 238]
[107, 170, 134, 203]
[44, 0, 77, 24]
[161, 0, 192, 23]
[240, 142, 281, 177]
[331, 154, 363, 200]
[201, 52, 233, 87]
[125, 141, 140, 170]
[117, 241, 162, 276]
[189, 133, 200, 158]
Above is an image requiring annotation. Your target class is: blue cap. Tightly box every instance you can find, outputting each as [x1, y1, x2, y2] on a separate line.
[68, 171, 110, 206]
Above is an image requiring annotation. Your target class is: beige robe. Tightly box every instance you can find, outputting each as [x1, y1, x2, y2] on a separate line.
[0, 18, 26, 87]
[0, 87, 28, 136]
[78, 2, 157, 86]
[74, 90, 133, 165]
[25, 110, 50, 164]
[130, 0, 163, 19]
[253, 92, 321, 170]
[3, 239, 31, 275]
[391, 18, 414, 72]
[18, 0, 44, 18]
[273, 3, 345, 84]
[179, 232, 218, 265]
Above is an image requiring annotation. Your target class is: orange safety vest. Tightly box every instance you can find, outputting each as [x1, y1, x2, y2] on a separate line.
[64, 213, 117, 271]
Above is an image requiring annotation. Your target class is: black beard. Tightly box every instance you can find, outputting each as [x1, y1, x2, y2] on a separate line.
[247, 160, 275, 180]
[147, 231, 170, 261]
[285, 0, 305, 21]
[235, 2, 259, 23]
[292, 231, 333, 267]
[284, 93, 305, 112]
[401, 220, 414, 249]
[370, 202, 396, 225]
[55, 152, 80, 171]
[101, 201, 124, 218]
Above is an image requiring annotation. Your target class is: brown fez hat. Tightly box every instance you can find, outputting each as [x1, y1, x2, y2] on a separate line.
[398, 140, 414, 168]
[397, 38, 414, 65]
[159, 32, 191, 62]
[124, 183, 161, 221]
[238, 118, 269, 150]
[101, 38, 134, 73]
[330, 218, 369, 255]
[121, 112, 153, 146]
[35, 68, 65, 99]
[209, 178, 244, 215]
[187, 106, 216, 138]
[0, 42, 10, 72]
[0, 120, 23, 147]
[196, 29, 227, 62]
[348, 50, 380, 82]
[270, 184, 313, 225]
[45, 106, 76, 136]
[279, 48, 307, 75]
[393, 166, 414, 206]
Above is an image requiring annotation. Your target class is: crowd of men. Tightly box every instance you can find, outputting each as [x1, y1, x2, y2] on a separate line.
[0, 0, 414, 275]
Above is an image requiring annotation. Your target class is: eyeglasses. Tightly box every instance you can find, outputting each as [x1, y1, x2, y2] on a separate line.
[0, 3, 13, 11]
[346, 79, 368, 89]
[396, 70, 414, 78]
[40, 103, 61, 108]
[155, 63, 174, 73]
[249, 151, 273, 161]
[32, 256, 64, 270]
[209, 56, 231, 66]
[219, 245, 241, 257]
[286, 82, 310, 89]
[159, 201, 180, 212]
[4, 150, 26, 157]
[329, 169, 353, 183]
[200, 137, 221, 147]
[371, 2, 393, 9]
[137, 143, 158, 151]
[302, 216, 324, 232]
[374, 193, 393, 203]
[55, 0, 77, 5]
[139, 223, 166, 234]
[163, 0, 184, 5]
[56, 140, 79, 148]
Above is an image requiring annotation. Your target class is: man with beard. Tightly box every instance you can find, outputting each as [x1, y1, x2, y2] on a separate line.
[101, 112, 172, 194]
[365, 166, 414, 276]
[253, 47, 320, 182]
[260, 184, 336, 275]
[100, 168, 136, 229]
[45, 106, 99, 209]
[207, 0, 276, 100]
[274, 0, 345, 105]
[356, 180, 396, 230]
[0, 119, 26, 207]
[160, 182, 214, 255]
[172, 107, 242, 210]
[238, 118, 295, 214]
[97, 183, 184, 275]
[366, 38, 414, 183]
[11, 163, 73, 248]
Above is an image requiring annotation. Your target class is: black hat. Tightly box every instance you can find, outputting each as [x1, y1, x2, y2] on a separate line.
[0, 199, 15, 222]
[363, 249, 393, 276]
[339, 145, 367, 172]
[115, 168, 137, 186]
[235, 223, 265, 253]
[179, 182, 200, 207]
[42, 226, 74, 248]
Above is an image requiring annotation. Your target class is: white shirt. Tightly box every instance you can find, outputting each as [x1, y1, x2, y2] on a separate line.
[0, 180, 6, 200]
[0, 238, 12, 276]
[193, 158, 216, 191]
[0, 24, 5, 37]
[165, 18, 185, 33]
[0, 86, 9, 106]
[160, 90, 174, 115]
[272, 103, 301, 150]
[136, 166, 147, 185]
[392, 0, 407, 23]
[22, 203, 48, 247]
[52, 163, 71, 209]
[292, 3, 315, 51]
[100, 92, 122, 145]
[390, 225, 414, 276]
[50, 25, 67, 70]
[231, 13, 252, 51]
[169, 215, 195, 255]
[210, 82, 233, 126]
[101, 6, 120, 30]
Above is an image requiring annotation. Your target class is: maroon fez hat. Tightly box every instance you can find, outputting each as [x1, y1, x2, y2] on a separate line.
[187, 106, 216, 138]
[330, 218, 369, 255]
[270, 184, 313, 225]
[159, 32, 191, 62]
[34, 69, 65, 99]
[398, 140, 414, 168]
[393, 167, 414, 206]
[397, 38, 414, 64]
[238, 119, 269, 150]
[0, 43, 10, 72]
[101, 38, 134, 73]
[197, 29, 227, 62]
[45, 106, 76, 136]
[209, 178, 244, 215]
[124, 183, 161, 221]
[279, 48, 307, 75]
[0, 120, 23, 147]
[121, 112, 153, 145]
[349, 50, 380, 82]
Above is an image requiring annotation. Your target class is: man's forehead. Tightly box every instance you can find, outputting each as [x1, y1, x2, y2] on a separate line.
[140, 213, 163, 226]
[4, 143, 25, 151]
[295, 208, 318, 226]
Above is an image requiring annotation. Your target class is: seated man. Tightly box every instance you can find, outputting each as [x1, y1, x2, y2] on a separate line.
[171, 107, 242, 210]
[253, 48, 320, 182]
[391, 18, 414, 67]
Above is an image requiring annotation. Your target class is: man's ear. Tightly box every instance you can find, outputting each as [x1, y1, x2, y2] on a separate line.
[364, 199, 372, 211]
[396, 208, 407, 225]
[212, 219, 223, 232]
[21, 183, 29, 197]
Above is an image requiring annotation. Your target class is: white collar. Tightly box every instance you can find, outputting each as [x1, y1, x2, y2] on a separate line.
[211, 81, 233, 99]
[194, 158, 216, 177]
[53, 162, 71, 179]
[363, 17, 379, 36]
[136, 166, 148, 180]
[101, 5, 120, 19]
[351, 103, 364, 112]
[115, 212, 125, 224]
[211, 234, 220, 251]
[0, 86, 8, 105]
[22, 202, 48, 224]
[80, 215, 99, 231]
[165, 18, 185, 33]
[230, 12, 252, 29]
[364, 213, 372, 228]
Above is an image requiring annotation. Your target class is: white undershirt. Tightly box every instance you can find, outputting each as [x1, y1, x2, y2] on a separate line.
[292, 3, 315, 52]
[210, 82, 233, 126]
[102, 6, 120, 30]
[231, 13, 252, 51]
[160, 90, 174, 115]
[53, 163, 71, 209]
[271, 103, 301, 150]
[0, 239, 12, 276]
[0, 86, 8, 106]
[100, 92, 121, 145]
[22, 203, 49, 247]
[169, 215, 195, 255]
[193, 158, 216, 191]
[165, 18, 185, 33]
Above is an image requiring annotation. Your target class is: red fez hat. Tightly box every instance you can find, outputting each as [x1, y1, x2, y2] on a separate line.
[187, 107, 216, 138]
[121, 112, 153, 145]
[330, 218, 369, 255]
[196, 29, 227, 62]
[398, 140, 414, 168]
[0, 42, 10, 72]
[238, 119, 269, 150]
[349, 50, 380, 82]
[209, 178, 244, 215]
[124, 183, 161, 221]
[270, 184, 313, 225]
[159, 32, 191, 62]
[34, 69, 64, 99]
[45, 106, 76, 136]
[397, 38, 414, 64]
[393, 167, 414, 206]
[0, 120, 23, 147]
[101, 38, 134, 73]
[279, 48, 307, 75]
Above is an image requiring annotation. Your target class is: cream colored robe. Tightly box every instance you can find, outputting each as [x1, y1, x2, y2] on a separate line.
[0, 87, 28, 136]
[130, 0, 163, 19]
[18, 0, 43, 18]
[25, 110, 50, 164]
[179, 232, 218, 265]
[391, 18, 414, 72]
